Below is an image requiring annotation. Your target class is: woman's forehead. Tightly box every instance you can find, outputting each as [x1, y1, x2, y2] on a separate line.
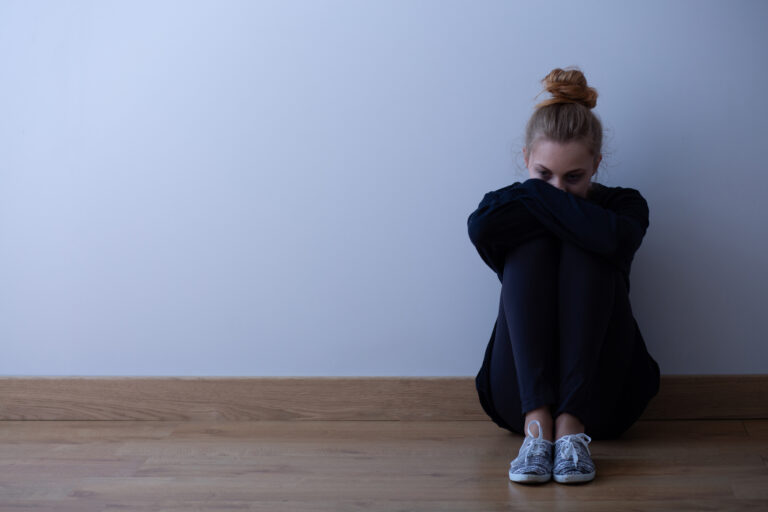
[530, 139, 592, 168]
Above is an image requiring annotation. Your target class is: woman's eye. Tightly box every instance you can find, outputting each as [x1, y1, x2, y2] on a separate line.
[539, 173, 580, 181]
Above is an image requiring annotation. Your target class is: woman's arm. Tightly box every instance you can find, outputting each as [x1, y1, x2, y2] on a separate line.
[467, 182, 552, 281]
[515, 178, 649, 274]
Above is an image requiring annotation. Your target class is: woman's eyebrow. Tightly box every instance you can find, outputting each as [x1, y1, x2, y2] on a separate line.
[535, 165, 585, 174]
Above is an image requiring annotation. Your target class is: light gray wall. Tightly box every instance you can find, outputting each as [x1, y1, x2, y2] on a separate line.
[2, 0, 766, 376]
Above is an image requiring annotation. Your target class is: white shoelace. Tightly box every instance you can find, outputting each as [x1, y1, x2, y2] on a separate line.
[556, 433, 592, 465]
[520, 419, 551, 465]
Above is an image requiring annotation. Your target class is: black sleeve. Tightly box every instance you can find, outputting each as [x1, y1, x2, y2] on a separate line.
[515, 178, 649, 274]
[467, 182, 552, 281]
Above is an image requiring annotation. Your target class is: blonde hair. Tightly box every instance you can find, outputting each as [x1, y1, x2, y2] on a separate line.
[525, 67, 603, 165]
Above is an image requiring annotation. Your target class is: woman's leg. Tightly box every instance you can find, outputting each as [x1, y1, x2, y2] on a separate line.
[582, 259, 658, 440]
[553, 239, 633, 439]
[489, 235, 561, 440]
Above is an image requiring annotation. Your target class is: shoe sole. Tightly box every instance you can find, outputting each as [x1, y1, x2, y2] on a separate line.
[553, 471, 595, 484]
[509, 472, 551, 484]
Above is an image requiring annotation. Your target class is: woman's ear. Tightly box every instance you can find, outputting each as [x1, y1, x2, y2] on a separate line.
[522, 147, 529, 168]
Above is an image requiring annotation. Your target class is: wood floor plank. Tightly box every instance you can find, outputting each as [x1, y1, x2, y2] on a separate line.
[0, 499, 765, 512]
[744, 419, 768, 469]
[744, 419, 768, 439]
[1, 419, 767, 510]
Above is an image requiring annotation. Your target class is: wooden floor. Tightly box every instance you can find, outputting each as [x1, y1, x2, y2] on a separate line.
[1, 419, 767, 511]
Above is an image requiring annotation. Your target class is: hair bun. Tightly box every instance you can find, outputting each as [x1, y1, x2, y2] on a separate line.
[535, 67, 598, 110]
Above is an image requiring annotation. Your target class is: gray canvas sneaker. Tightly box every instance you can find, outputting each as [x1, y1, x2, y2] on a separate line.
[553, 432, 596, 484]
[508, 419, 554, 484]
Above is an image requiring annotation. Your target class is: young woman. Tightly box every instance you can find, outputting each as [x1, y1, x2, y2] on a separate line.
[467, 67, 660, 485]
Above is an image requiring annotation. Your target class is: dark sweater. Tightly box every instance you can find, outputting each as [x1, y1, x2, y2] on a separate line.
[467, 178, 649, 292]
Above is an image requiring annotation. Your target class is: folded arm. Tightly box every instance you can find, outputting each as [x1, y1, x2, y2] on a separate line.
[467, 182, 551, 281]
[515, 178, 649, 274]
[467, 178, 649, 280]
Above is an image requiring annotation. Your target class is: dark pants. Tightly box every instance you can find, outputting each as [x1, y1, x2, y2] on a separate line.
[480, 235, 658, 440]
